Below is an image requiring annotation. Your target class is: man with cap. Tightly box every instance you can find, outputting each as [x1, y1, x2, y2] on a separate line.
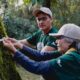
[3, 23, 80, 80]
[9, 7, 58, 52]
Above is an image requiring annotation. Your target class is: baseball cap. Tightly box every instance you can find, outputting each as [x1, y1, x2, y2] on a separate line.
[33, 7, 52, 18]
[49, 23, 80, 41]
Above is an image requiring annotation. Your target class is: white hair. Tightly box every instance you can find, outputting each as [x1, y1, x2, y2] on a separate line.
[64, 37, 80, 50]
[64, 37, 74, 44]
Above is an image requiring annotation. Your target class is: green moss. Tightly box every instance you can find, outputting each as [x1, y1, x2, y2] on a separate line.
[0, 17, 22, 80]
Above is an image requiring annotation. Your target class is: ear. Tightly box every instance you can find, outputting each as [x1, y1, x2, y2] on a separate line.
[50, 18, 53, 23]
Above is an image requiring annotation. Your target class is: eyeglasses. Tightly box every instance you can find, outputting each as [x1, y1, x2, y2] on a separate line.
[57, 36, 65, 39]
[37, 17, 47, 21]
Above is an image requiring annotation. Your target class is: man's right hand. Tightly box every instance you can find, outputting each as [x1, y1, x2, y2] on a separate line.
[6, 37, 24, 49]
[3, 37, 17, 53]
[7, 38, 18, 43]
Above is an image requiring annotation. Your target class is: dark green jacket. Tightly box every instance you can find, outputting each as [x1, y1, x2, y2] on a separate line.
[27, 27, 58, 50]
[14, 48, 80, 80]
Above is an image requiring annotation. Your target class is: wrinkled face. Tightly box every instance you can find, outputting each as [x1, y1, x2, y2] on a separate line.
[36, 13, 52, 31]
[56, 36, 71, 53]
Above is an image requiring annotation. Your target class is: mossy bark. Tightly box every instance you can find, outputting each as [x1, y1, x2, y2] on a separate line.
[0, 17, 22, 80]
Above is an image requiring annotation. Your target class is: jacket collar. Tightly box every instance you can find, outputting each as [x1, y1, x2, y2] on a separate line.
[65, 48, 76, 54]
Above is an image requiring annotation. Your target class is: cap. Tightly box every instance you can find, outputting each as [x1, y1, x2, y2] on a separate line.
[33, 7, 52, 18]
[49, 23, 80, 40]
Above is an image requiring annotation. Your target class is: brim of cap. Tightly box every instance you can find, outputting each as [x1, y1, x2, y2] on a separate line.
[49, 33, 62, 37]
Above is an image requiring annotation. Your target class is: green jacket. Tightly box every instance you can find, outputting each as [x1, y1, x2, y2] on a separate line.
[14, 48, 80, 80]
[27, 27, 58, 50]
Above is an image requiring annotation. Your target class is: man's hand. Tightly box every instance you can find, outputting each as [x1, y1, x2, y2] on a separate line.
[7, 37, 17, 43]
[5, 37, 24, 49]
[3, 37, 17, 53]
[14, 42, 23, 49]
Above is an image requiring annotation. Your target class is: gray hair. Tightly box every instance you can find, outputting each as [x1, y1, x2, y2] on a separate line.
[64, 37, 80, 50]
[76, 42, 80, 50]
[64, 37, 74, 44]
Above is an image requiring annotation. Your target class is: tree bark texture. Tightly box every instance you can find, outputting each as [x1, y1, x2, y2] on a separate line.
[0, 17, 22, 80]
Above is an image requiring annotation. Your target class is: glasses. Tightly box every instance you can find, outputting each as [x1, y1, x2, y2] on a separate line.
[57, 36, 65, 39]
[37, 17, 47, 21]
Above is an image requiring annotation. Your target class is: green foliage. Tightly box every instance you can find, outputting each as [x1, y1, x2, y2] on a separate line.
[51, 0, 80, 28]
[3, 15, 38, 39]
[23, 0, 31, 5]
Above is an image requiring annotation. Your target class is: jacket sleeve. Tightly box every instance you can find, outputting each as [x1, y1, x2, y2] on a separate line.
[20, 45, 61, 61]
[13, 51, 51, 75]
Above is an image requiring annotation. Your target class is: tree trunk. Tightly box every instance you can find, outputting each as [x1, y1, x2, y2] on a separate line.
[0, 17, 22, 80]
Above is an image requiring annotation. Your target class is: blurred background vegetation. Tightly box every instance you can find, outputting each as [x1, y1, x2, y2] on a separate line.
[0, 0, 80, 80]
[0, 0, 80, 39]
